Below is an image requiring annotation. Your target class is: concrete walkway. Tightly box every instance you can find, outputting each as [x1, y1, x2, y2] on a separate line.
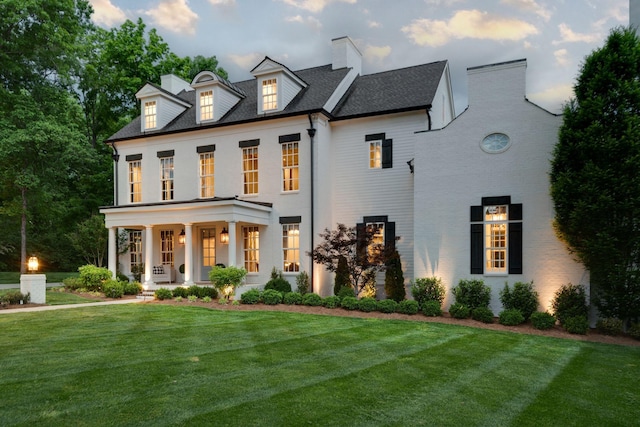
[0, 298, 145, 315]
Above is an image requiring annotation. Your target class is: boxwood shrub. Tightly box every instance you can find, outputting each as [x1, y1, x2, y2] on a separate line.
[262, 289, 283, 305]
[337, 286, 355, 299]
[155, 288, 172, 300]
[551, 283, 588, 325]
[564, 315, 589, 335]
[448, 302, 469, 319]
[397, 299, 419, 315]
[78, 264, 112, 292]
[377, 299, 398, 314]
[264, 277, 292, 294]
[0, 290, 30, 305]
[530, 311, 556, 330]
[171, 287, 188, 298]
[472, 307, 494, 323]
[322, 295, 340, 309]
[340, 296, 358, 310]
[452, 279, 491, 310]
[103, 279, 124, 298]
[358, 297, 378, 312]
[62, 277, 83, 291]
[499, 281, 538, 320]
[283, 292, 302, 305]
[240, 289, 261, 304]
[302, 293, 323, 306]
[123, 281, 142, 295]
[411, 277, 445, 308]
[628, 323, 640, 340]
[596, 318, 623, 336]
[499, 309, 525, 326]
[422, 300, 443, 317]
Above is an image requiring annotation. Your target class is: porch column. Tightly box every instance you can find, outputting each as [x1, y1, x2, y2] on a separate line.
[228, 221, 237, 267]
[143, 225, 154, 288]
[183, 223, 194, 285]
[108, 227, 117, 278]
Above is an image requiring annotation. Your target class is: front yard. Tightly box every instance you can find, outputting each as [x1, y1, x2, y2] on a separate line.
[0, 304, 638, 426]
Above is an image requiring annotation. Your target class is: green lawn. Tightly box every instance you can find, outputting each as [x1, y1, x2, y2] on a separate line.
[0, 288, 102, 305]
[0, 305, 638, 426]
[0, 271, 78, 284]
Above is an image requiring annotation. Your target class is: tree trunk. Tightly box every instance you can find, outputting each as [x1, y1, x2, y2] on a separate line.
[20, 186, 27, 274]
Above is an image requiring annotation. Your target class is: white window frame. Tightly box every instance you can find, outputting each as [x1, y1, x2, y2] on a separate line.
[282, 142, 299, 192]
[200, 89, 213, 122]
[160, 156, 174, 201]
[128, 160, 142, 203]
[484, 205, 508, 274]
[242, 147, 259, 195]
[282, 223, 300, 273]
[129, 230, 142, 271]
[369, 140, 382, 169]
[160, 230, 174, 267]
[199, 152, 215, 198]
[144, 100, 157, 129]
[262, 78, 277, 111]
[243, 226, 259, 273]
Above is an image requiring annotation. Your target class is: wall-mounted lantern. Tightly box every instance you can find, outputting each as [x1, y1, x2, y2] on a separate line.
[220, 227, 229, 244]
[178, 229, 186, 245]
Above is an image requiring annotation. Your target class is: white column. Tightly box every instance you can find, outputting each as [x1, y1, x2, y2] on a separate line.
[228, 221, 237, 267]
[144, 225, 154, 288]
[184, 223, 194, 285]
[108, 227, 117, 278]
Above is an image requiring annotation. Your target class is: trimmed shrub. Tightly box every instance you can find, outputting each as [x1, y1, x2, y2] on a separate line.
[411, 277, 445, 308]
[452, 279, 491, 310]
[116, 272, 130, 282]
[172, 287, 188, 298]
[262, 289, 283, 305]
[322, 295, 341, 309]
[174, 296, 183, 302]
[337, 286, 355, 299]
[264, 268, 292, 293]
[499, 309, 525, 326]
[340, 296, 358, 310]
[209, 265, 247, 299]
[596, 318, 623, 336]
[283, 292, 302, 305]
[103, 279, 124, 298]
[472, 307, 494, 324]
[358, 297, 378, 312]
[78, 264, 112, 291]
[422, 300, 443, 317]
[564, 315, 589, 335]
[240, 289, 261, 305]
[62, 276, 83, 291]
[398, 300, 419, 315]
[123, 281, 142, 295]
[155, 288, 172, 300]
[384, 250, 406, 302]
[187, 295, 198, 303]
[499, 281, 539, 320]
[629, 323, 640, 340]
[0, 290, 29, 305]
[334, 256, 350, 295]
[202, 296, 212, 303]
[377, 299, 399, 314]
[302, 293, 323, 306]
[200, 286, 218, 299]
[530, 311, 556, 330]
[449, 303, 470, 319]
[296, 271, 310, 295]
[551, 283, 588, 325]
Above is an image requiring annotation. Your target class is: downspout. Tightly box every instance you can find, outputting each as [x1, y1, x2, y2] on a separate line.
[307, 114, 316, 293]
[426, 108, 432, 131]
[109, 141, 120, 206]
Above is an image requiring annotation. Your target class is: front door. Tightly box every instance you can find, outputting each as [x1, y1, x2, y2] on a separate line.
[201, 228, 216, 281]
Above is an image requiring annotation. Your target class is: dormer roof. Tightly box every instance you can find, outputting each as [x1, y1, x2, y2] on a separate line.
[250, 56, 307, 88]
[191, 70, 246, 98]
[135, 82, 192, 108]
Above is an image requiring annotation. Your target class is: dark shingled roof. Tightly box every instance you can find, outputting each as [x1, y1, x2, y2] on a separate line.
[107, 60, 447, 142]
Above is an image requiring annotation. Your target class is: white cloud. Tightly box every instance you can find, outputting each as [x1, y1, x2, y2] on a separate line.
[363, 44, 391, 63]
[401, 9, 539, 47]
[285, 15, 322, 30]
[552, 23, 600, 44]
[208, 0, 236, 4]
[89, 0, 127, 27]
[368, 20, 381, 29]
[228, 53, 264, 69]
[528, 83, 574, 111]
[554, 48, 570, 66]
[501, 0, 552, 21]
[145, 0, 199, 36]
[278, 0, 356, 13]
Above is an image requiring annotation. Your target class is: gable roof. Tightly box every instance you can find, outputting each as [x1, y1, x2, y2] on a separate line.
[107, 60, 448, 142]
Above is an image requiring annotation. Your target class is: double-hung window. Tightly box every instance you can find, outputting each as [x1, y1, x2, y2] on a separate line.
[243, 226, 260, 273]
[484, 205, 508, 273]
[357, 216, 396, 263]
[369, 140, 382, 169]
[366, 133, 392, 169]
[144, 101, 157, 129]
[242, 146, 259, 195]
[160, 230, 174, 267]
[281, 218, 301, 272]
[158, 150, 174, 201]
[281, 140, 299, 192]
[129, 230, 142, 271]
[200, 90, 213, 121]
[128, 158, 142, 203]
[262, 78, 277, 111]
[199, 152, 215, 198]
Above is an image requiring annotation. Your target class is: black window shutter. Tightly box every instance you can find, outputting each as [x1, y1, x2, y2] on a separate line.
[470, 205, 483, 222]
[509, 203, 523, 221]
[384, 221, 396, 251]
[508, 222, 523, 274]
[382, 139, 392, 169]
[470, 223, 483, 274]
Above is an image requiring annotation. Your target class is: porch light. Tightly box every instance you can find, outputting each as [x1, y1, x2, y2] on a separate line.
[220, 227, 229, 244]
[178, 229, 185, 245]
[27, 256, 39, 273]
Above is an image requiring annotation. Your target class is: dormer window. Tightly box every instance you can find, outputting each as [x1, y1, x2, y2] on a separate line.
[144, 101, 157, 129]
[200, 90, 213, 121]
[262, 78, 278, 111]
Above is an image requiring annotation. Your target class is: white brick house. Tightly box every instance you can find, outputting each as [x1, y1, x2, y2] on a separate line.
[101, 37, 585, 310]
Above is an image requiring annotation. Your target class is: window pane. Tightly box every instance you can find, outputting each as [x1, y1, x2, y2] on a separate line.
[129, 161, 142, 203]
[144, 101, 156, 129]
[262, 79, 277, 110]
[200, 90, 213, 121]
[282, 142, 299, 191]
[160, 157, 174, 201]
[370, 141, 382, 169]
[243, 226, 260, 272]
[161, 230, 174, 267]
[282, 223, 300, 272]
[199, 152, 215, 198]
[243, 147, 258, 195]
[484, 205, 508, 273]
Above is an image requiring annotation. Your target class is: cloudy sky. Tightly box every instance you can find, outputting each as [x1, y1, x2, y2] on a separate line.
[89, 0, 629, 114]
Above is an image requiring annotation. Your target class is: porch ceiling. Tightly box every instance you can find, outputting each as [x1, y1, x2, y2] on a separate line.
[100, 197, 272, 228]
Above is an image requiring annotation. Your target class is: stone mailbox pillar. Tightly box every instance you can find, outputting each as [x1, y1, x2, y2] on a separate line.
[20, 274, 46, 304]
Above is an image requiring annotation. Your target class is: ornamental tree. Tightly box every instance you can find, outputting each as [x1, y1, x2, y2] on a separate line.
[550, 27, 640, 326]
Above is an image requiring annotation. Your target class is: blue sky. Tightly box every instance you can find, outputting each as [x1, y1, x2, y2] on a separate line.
[89, 0, 629, 114]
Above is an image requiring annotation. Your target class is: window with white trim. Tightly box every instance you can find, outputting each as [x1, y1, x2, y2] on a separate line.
[369, 140, 382, 169]
[144, 101, 156, 129]
[367, 222, 385, 259]
[128, 160, 142, 203]
[199, 152, 215, 198]
[243, 226, 259, 273]
[200, 90, 213, 121]
[282, 223, 300, 272]
[160, 156, 174, 201]
[160, 230, 174, 266]
[484, 205, 508, 273]
[282, 142, 299, 192]
[262, 78, 277, 111]
[242, 147, 259, 195]
[129, 230, 142, 271]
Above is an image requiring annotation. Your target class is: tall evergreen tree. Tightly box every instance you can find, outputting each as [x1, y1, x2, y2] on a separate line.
[384, 250, 405, 302]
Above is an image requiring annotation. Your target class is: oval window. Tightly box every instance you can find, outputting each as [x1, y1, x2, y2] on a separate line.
[481, 133, 510, 153]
